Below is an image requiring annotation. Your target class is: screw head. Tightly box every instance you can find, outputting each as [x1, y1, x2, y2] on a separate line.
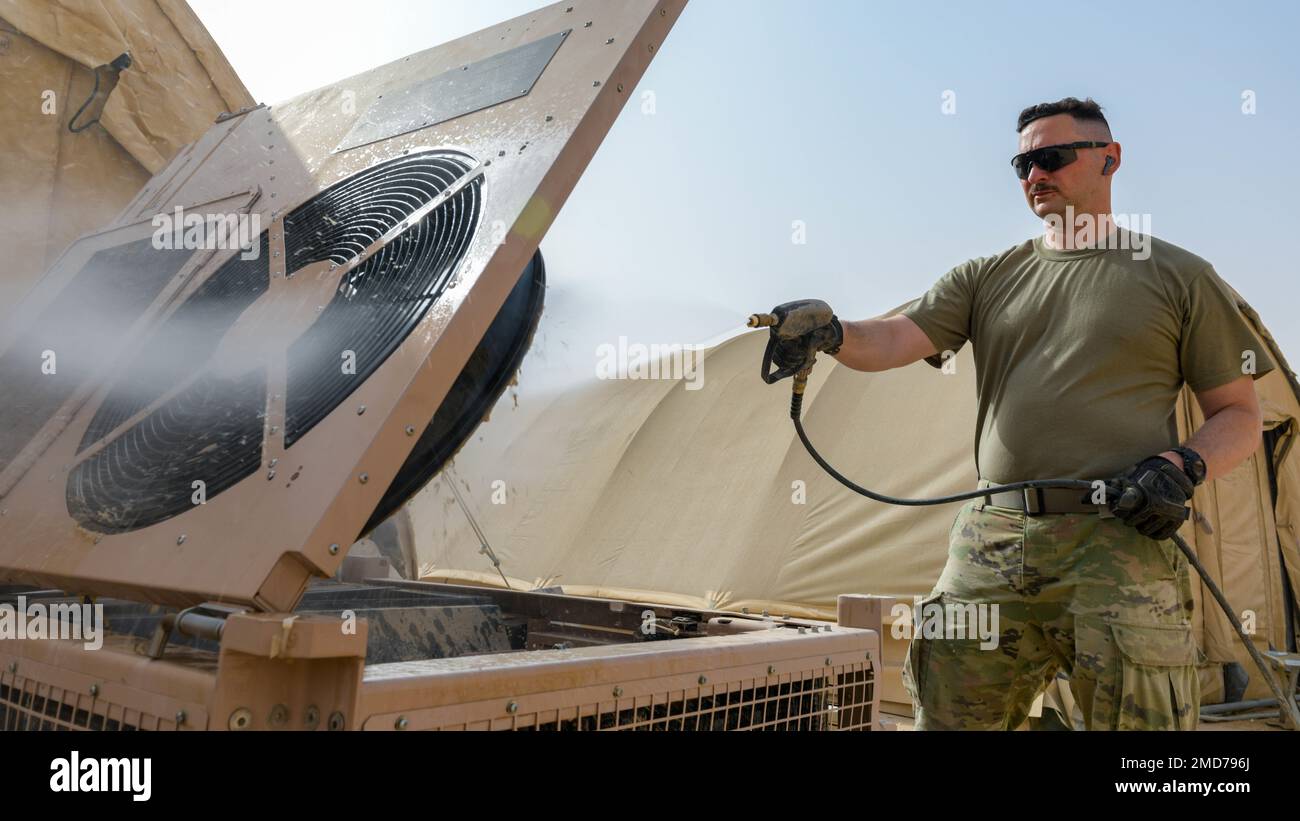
[177, 535, 187, 545]
[359, 473, 369, 484]
[612, 687, 624, 698]
[825, 658, 832, 666]
[767, 665, 776, 675]
[405, 425, 416, 436]
[327, 711, 345, 731]
[269, 703, 289, 727]
[357, 405, 366, 415]
[7, 662, 17, 674]
[697, 675, 708, 686]
[89, 684, 99, 697]
[506, 701, 519, 714]
[229, 707, 253, 730]
[329, 543, 340, 555]
[395, 716, 409, 730]
[175, 710, 187, 725]
[304, 706, 320, 729]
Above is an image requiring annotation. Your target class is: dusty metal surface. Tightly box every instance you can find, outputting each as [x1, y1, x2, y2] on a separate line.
[336, 29, 571, 152]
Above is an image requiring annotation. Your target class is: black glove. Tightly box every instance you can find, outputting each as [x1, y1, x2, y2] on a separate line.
[1103, 455, 1194, 541]
[768, 300, 845, 374]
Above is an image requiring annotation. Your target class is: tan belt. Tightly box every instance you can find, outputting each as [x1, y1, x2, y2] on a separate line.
[973, 481, 1113, 517]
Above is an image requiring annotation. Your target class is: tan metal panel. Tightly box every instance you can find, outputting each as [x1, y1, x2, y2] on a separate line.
[0, 0, 689, 609]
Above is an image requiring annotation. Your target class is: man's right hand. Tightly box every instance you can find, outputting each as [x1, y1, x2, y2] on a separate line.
[767, 300, 844, 375]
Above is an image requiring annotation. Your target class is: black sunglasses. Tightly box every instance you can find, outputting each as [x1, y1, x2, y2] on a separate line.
[1011, 141, 1110, 179]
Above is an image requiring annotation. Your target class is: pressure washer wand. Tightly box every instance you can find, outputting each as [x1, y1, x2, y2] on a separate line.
[750, 313, 1300, 729]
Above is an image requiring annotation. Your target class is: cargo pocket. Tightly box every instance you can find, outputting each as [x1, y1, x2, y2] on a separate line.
[901, 592, 940, 710]
[1108, 621, 1200, 731]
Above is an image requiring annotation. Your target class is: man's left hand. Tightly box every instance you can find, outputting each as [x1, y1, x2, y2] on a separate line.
[1104, 455, 1195, 541]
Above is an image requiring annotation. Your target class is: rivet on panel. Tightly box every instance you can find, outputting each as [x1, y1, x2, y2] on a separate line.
[329, 543, 340, 555]
[229, 707, 253, 730]
[265, 705, 287, 728]
[405, 426, 416, 436]
[359, 473, 369, 484]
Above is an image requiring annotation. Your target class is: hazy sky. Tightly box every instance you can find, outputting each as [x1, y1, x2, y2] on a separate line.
[192, 0, 1300, 382]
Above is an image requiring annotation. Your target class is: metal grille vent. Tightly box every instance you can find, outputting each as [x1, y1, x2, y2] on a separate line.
[66, 152, 483, 534]
[427, 664, 876, 731]
[0, 679, 178, 731]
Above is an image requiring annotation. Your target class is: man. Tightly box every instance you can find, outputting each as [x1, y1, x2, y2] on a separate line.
[768, 97, 1272, 730]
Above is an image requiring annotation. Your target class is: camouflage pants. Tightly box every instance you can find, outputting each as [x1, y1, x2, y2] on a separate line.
[902, 499, 1202, 730]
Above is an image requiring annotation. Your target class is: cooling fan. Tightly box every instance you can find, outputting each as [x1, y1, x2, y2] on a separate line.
[0, 0, 685, 610]
[66, 151, 491, 534]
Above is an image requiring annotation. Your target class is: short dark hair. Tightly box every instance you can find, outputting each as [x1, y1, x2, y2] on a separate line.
[1016, 97, 1111, 136]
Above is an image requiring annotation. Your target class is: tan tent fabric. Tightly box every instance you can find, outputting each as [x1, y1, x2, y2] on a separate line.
[0, 0, 253, 173]
[0, 0, 253, 311]
[409, 302, 1300, 712]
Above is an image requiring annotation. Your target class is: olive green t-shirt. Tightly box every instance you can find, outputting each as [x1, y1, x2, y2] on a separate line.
[900, 229, 1275, 483]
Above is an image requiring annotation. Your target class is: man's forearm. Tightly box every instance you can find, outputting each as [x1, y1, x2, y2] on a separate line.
[832, 315, 936, 372]
[832, 319, 892, 372]
[1160, 404, 1263, 483]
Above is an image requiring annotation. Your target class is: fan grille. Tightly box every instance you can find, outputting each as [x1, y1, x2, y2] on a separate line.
[66, 152, 483, 534]
[284, 153, 482, 446]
